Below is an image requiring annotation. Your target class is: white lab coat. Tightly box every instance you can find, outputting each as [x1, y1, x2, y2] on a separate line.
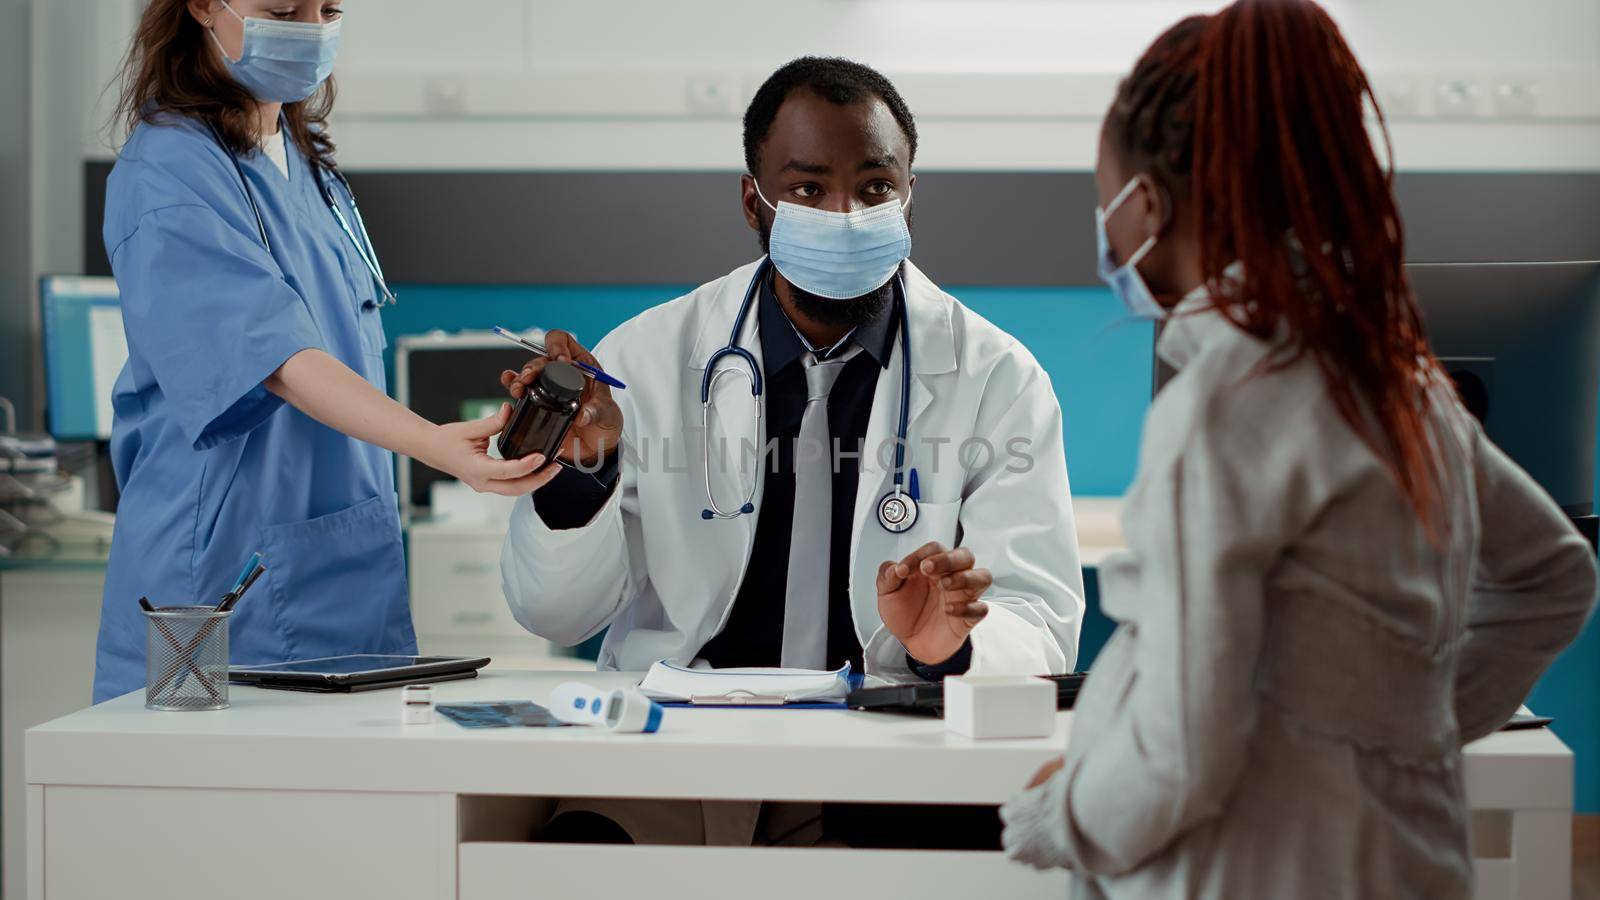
[500, 258, 1084, 680]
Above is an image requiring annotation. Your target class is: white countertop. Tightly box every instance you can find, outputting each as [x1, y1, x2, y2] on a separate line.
[408, 495, 1134, 566]
[1072, 496, 1128, 568]
[29, 670, 1571, 810]
[27, 670, 1067, 804]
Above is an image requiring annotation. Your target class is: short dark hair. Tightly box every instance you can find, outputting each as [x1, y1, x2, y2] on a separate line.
[742, 56, 918, 176]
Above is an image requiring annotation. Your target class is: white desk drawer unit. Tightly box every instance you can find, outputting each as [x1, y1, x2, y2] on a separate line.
[408, 521, 553, 662]
[458, 843, 1066, 899]
[25, 671, 1575, 900]
[452, 792, 1068, 898]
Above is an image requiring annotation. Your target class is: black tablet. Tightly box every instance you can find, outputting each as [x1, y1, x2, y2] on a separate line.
[848, 672, 1087, 714]
[229, 654, 491, 692]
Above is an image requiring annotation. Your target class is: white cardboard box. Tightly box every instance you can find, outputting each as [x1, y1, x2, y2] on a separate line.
[943, 675, 1055, 739]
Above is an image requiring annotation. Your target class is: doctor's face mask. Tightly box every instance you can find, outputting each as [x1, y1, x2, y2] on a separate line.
[754, 180, 911, 323]
[207, 0, 342, 104]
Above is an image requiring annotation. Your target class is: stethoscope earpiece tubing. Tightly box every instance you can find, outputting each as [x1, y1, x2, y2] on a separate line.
[205, 118, 394, 306]
[206, 120, 271, 254]
[318, 164, 397, 305]
[700, 259, 917, 531]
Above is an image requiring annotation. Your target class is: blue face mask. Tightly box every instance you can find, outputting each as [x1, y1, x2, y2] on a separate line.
[755, 182, 912, 301]
[1096, 176, 1167, 320]
[209, 1, 342, 104]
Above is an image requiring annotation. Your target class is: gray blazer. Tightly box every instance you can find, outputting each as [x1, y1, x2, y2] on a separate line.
[1001, 289, 1597, 899]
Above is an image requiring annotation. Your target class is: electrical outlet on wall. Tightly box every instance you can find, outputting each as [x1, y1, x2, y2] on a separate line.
[685, 75, 738, 116]
[422, 78, 469, 117]
[1434, 77, 1486, 119]
[1373, 75, 1422, 118]
[1491, 78, 1542, 118]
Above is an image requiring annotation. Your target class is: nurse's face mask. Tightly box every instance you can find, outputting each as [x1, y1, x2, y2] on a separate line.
[207, 1, 342, 104]
[754, 181, 913, 302]
[1096, 176, 1168, 321]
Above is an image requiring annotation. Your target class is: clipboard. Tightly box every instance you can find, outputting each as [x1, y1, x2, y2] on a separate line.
[658, 689, 848, 709]
[637, 659, 859, 707]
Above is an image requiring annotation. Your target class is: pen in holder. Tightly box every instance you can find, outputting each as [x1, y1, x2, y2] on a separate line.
[144, 605, 232, 711]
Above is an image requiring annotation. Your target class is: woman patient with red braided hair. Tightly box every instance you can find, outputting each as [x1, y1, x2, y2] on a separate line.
[999, 1, 1596, 896]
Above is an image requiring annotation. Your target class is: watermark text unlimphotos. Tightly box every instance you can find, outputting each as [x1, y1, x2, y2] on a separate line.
[567, 432, 1037, 478]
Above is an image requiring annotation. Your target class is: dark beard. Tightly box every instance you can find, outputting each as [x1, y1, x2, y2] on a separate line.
[758, 223, 900, 329]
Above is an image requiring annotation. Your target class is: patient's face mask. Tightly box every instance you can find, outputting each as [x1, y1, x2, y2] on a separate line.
[754, 182, 913, 301]
[208, 1, 342, 104]
[1096, 177, 1168, 321]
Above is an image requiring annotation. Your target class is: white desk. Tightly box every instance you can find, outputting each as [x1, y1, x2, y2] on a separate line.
[26, 671, 1572, 900]
[1070, 496, 1128, 567]
[2, 557, 106, 900]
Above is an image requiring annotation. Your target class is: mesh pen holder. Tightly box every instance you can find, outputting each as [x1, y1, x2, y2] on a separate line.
[144, 606, 232, 711]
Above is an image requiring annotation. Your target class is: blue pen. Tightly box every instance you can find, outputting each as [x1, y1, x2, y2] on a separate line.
[171, 551, 259, 694]
[492, 326, 627, 390]
[230, 552, 261, 593]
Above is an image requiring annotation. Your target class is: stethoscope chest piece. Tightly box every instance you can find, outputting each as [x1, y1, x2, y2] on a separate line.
[877, 490, 919, 534]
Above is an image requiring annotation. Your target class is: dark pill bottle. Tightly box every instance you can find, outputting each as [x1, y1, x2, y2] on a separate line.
[496, 360, 585, 469]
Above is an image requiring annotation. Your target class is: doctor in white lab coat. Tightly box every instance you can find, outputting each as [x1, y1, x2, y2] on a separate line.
[498, 56, 1083, 848]
[499, 59, 1083, 699]
[500, 255, 1084, 680]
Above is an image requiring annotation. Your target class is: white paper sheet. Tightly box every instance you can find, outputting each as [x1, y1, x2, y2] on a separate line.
[88, 305, 128, 439]
[637, 659, 854, 704]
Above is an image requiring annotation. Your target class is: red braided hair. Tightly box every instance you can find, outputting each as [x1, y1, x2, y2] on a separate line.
[1110, 0, 1443, 529]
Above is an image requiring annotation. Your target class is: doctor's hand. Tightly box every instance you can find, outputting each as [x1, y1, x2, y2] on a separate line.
[424, 403, 562, 496]
[876, 542, 991, 666]
[500, 329, 623, 467]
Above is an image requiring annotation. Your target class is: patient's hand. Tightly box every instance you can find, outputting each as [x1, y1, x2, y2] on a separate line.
[1026, 756, 1065, 789]
[876, 542, 991, 666]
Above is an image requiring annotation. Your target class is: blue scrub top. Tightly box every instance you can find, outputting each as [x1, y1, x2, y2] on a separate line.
[93, 115, 415, 703]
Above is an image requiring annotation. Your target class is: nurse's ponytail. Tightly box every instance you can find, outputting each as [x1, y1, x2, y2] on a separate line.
[112, 0, 338, 170]
[1108, 0, 1445, 533]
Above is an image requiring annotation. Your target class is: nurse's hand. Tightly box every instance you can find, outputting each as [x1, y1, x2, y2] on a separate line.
[875, 542, 992, 666]
[425, 403, 563, 496]
[499, 329, 623, 467]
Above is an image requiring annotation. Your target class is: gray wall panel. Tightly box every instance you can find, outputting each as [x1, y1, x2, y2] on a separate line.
[349, 171, 755, 284]
[2, 0, 31, 423]
[909, 173, 1102, 285]
[1396, 173, 1600, 264]
[84, 162, 109, 277]
[84, 164, 1600, 283]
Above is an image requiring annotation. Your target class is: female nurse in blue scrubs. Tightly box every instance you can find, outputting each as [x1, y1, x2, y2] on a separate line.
[94, 0, 560, 701]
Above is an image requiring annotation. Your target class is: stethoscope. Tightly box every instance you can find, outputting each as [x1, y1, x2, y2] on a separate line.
[700, 258, 921, 534]
[205, 121, 397, 307]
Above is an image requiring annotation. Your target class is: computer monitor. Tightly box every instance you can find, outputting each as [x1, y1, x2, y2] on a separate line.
[1151, 261, 1600, 516]
[39, 275, 126, 441]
